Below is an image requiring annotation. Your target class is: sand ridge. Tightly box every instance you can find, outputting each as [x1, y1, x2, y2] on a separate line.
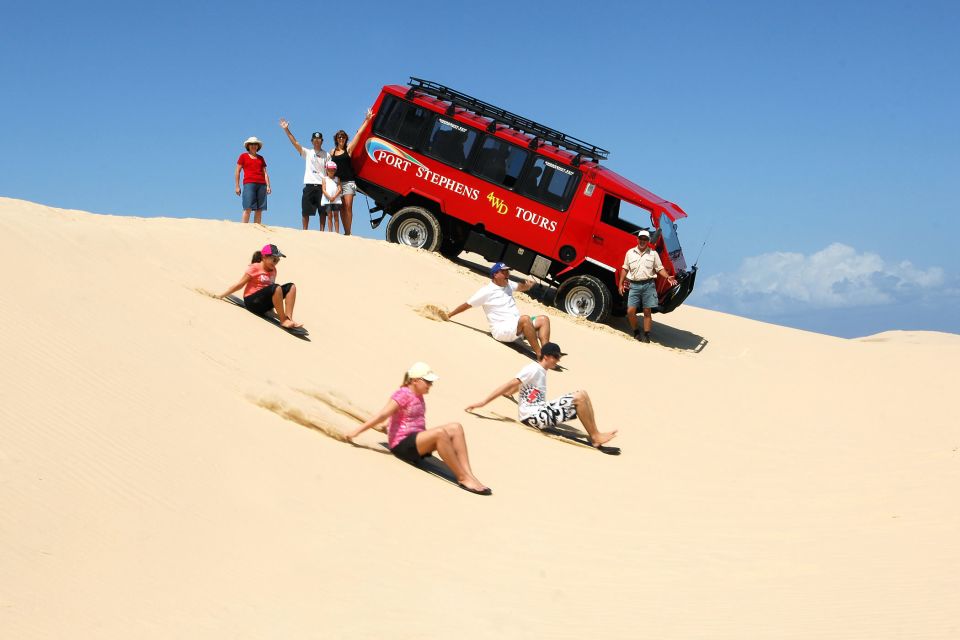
[2, 197, 959, 639]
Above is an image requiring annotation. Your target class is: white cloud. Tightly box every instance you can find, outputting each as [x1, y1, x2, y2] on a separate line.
[694, 243, 948, 315]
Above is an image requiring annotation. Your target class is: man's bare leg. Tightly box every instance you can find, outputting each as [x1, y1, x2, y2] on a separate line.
[534, 315, 551, 344]
[242, 209, 251, 223]
[571, 390, 617, 446]
[302, 215, 310, 231]
[253, 209, 263, 224]
[642, 308, 653, 333]
[517, 316, 542, 357]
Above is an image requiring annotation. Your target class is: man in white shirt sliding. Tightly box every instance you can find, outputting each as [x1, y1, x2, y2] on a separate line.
[465, 342, 618, 451]
[446, 262, 552, 358]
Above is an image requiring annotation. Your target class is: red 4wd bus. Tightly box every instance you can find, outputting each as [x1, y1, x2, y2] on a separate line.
[353, 78, 696, 322]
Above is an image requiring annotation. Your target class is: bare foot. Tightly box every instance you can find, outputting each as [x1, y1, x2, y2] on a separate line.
[281, 319, 298, 329]
[458, 479, 491, 495]
[459, 476, 489, 493]
[591, 430, 618, 447]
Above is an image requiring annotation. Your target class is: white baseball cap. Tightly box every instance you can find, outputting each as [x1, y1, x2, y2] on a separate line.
[407, 362, 439, 382]
[636, 229, 651, 238]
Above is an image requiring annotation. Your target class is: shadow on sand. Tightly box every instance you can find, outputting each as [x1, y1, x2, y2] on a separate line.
[466, 409, 621, 455]
[221, 294, 311, 341]
[379, 443, 460, 487]
[450, 255, 707, 354]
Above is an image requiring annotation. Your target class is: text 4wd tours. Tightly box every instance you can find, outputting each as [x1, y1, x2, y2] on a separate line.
[365, 137, 559, 233]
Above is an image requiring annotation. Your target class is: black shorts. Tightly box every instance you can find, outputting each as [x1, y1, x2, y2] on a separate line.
[302, 184, 323, 216]
[243, 282, 293, 315]
[391, 432, 429, 465]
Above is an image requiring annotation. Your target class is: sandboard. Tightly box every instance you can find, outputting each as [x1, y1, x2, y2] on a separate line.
[224, 295, 310, 340]
[475, 409, 620, 455]
[539, 425, 621, 455]
[380, 443, 459, 486]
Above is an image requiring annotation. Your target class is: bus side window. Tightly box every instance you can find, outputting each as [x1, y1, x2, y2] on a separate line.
[473, 136, 529, 189]
[424, 118, 478, 169]
[372, 96, 404, 138]
[600, 194, 620, 225]
[397, 107, 428, 148]
[519, 165, 543, 197]
[518, 157, 579, 210]
[373, 95, 428, 149]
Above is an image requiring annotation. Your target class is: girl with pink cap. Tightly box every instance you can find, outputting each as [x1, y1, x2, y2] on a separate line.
[219, 244, 302, 329]
[320, 161, 342, 233]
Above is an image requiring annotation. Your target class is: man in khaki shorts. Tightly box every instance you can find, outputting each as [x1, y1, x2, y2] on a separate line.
[617, 229, 676, 343]
[447, 262, 551, 358]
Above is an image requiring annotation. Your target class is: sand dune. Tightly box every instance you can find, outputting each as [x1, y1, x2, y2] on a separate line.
[1, 197, 958, 639]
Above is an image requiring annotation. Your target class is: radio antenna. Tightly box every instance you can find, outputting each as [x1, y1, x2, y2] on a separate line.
[692, 223, 713, 268]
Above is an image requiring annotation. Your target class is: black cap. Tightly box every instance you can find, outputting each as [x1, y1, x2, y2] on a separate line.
[311, 132, 323, 140]
[540, 342, 566, 357]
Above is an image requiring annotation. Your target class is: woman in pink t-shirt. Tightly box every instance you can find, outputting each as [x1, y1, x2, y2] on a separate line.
[219, 244, 302, 329]
[346, 362, 491, 495]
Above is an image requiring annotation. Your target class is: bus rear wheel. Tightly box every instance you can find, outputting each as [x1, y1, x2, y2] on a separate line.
[555, 275, 612, 323]
[386, 206, 442, 252]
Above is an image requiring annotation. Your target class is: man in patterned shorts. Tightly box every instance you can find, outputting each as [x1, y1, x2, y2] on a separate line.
[465, 343, 617, 449]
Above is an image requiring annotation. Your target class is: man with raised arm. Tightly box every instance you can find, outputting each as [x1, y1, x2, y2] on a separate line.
[447, 262, 551, 358]
[279, 118, 330, 231]
[465, 342, 618, 450]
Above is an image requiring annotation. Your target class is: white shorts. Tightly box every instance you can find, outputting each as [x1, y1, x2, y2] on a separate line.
[490, 319, 520, 342]
[521, 394, 578, 429]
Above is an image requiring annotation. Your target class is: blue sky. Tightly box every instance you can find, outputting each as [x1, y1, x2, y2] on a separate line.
[3, 0, 958, 337]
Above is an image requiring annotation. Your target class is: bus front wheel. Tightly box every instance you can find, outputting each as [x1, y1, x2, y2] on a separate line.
[555, 275, 612, 323]
[386, 206, 442, 252]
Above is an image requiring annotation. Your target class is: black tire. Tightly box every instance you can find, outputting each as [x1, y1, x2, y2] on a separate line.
[439, 238, 464, 259]
[438, 218, 467, 259]
[385, 206, 442, 252]
[555, 274, 612, 323]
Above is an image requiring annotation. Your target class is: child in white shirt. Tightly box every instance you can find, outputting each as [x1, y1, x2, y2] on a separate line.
[320, 161, 342, 233]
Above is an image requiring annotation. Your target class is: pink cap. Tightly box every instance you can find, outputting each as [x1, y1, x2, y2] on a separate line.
[261, 244, 286, 257]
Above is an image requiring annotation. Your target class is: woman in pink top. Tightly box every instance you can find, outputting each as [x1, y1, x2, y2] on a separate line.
[346, 362, 491, 495]
[219, 244, 302, 329]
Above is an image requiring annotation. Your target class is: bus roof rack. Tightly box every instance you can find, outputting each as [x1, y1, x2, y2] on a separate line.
[407, 77, 610, 162]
